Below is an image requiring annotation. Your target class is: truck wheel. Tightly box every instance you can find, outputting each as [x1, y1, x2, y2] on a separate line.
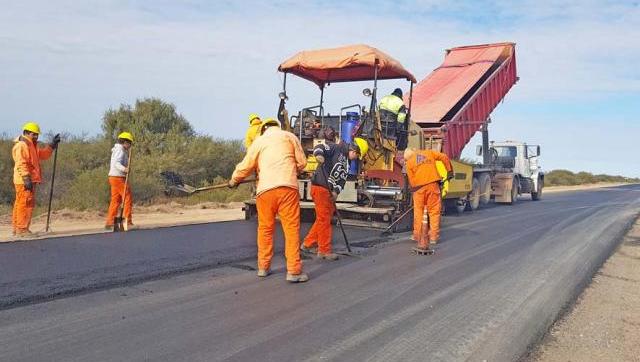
[532, 177, 543, 201]
[508, 178, 518, 205]
[467, 177, 480, 211]
[478, 173, 491, 205]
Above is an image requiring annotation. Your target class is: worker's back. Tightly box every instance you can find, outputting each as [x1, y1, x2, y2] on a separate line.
[406, 149, 450, 187]
[234, 127, 306, 195]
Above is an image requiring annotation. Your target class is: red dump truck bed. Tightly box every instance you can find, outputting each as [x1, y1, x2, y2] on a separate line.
[410, 42, 518, 158]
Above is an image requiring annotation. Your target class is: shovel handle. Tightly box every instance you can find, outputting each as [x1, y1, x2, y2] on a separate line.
[194, 178, 255, 192]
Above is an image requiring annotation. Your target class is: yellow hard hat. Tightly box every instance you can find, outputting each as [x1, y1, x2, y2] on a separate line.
[351, 137, 369, 160]
[248, 113, 261, 123]
[22, 122, 41, 134]
[260, 118, 281, 135]
[118, 131, 134, 142]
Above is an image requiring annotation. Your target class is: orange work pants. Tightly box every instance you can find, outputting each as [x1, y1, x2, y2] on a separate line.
[303, 185, 335, 254]
[412, 182, 442, 245]
[12, 184, 36, 232]
[106, 176, 133, 226]
[255, 187, 303, 274]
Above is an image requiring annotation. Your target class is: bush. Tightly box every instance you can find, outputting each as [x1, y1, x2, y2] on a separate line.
[546, 169, 639, 186]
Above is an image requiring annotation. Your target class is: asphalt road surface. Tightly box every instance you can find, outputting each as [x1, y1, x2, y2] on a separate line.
[1, 185, 638, 361]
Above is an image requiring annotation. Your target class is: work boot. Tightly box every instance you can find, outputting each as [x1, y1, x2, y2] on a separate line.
[104, 225, 113, 231]
[429, 239, 438, 245]
[286, 273, 309, 283]
[257, 269, 271, 277]
[318, 252, 339, 261]
[15, 230, 33, 238]
[300, 244, 317, 254]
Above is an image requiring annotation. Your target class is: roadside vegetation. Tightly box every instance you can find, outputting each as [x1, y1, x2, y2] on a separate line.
[0, 98, 251, 214]
[545, 169, 639, 186]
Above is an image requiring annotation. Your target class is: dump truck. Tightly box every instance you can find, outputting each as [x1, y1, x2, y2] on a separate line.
[243, 42, 543, 231]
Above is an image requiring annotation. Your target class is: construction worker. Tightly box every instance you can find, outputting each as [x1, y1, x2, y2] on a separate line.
[244, 113, 262, 149]
[301, 129, 367, 260]
[404, 148, 453, 252]
[12, 122, 60, 236]
[378, 88, 407, 140]
[105, 132, 134, 230]
[229, 118, 309, 283]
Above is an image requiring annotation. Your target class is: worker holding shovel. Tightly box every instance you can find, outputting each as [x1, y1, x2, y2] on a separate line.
[301, 128, 365, 260]
[11, 122, 60, 237]
[105, 132, 134, 230]
[229, 118, 309, 283]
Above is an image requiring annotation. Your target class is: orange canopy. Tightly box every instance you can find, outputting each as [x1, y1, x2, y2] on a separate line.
[278, 44, 417, 87]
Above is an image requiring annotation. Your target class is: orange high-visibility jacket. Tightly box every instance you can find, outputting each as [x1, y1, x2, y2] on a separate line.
[406, 149, 452, 188]
[232, 127, 307, 195]
[12, 136, 53, 184]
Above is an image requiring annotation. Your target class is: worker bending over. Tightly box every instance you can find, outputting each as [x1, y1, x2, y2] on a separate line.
[378, 88, 407, 140]
[12, 122, 60, 236]
[229, 118, 309, 283]
[301, 128, 366, 260]
[105, 132, 134, 230]
[404, 148, 453, 252]
[244, 113, 262, 149]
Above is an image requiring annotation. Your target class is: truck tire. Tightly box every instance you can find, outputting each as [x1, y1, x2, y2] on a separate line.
[532, 177, 543, 201]
[467, 177, 480, 211]
[478, 173, 491, 205]
[508, 178, 518, 205]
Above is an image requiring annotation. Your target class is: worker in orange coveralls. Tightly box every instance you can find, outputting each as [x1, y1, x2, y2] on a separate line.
[404, 147, 453, 252]
[301, 127, 365, 260]
[229, 118, 309, 283]
[105, 132, 134, 230]
[12, 122, 60, 237]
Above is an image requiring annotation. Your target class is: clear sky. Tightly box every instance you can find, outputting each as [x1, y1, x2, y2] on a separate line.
[1, 0, 638, 176]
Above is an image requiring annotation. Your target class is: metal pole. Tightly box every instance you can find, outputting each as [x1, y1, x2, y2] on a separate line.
[482, 120, 490, 165]
[319, 86, 324, 124]
[45, 146, 59, 232]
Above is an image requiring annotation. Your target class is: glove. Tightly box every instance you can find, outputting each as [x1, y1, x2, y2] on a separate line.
[315, 155, 325, 164]
[228, 179, 238, 188]
[49, 133, 61, 149]
[446, 171, 454, 181]
[331, 191, 338, 201]
[23, 176, 33, 191]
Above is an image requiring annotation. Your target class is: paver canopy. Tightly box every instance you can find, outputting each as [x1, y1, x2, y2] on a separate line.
[278, 44, 417, 87]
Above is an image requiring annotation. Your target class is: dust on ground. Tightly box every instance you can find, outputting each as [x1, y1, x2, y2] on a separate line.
[531, 217, 640, 362]
[0, 202, 245, 242]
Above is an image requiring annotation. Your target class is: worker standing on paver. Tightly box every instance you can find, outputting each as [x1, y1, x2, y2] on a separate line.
[404, 147, 453, 253]
[105, 132, 134, 230]
[244, 113, 262, 149]
[301, 128, 365, 260]
[12, 122, 60, 237]
[378, 88, 407, 140]
[229, 118, 309, 283]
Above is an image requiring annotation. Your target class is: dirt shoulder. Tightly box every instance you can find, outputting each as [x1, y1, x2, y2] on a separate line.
[0, 202, 245, 242]
[544, 182, 633, 193]
[530, 217, 640, 362]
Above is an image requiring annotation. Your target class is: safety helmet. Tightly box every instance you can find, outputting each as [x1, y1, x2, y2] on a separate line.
[350, 137, 369, 160]
[403, 148, 416, 161]
[248, 113, 261, 124]
[22, 122, 41, 134]
[260, 118, 281, 135]
[118, 131, 134, 142]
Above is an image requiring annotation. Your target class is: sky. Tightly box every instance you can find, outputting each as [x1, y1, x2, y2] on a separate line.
[0, 0, 638, 176]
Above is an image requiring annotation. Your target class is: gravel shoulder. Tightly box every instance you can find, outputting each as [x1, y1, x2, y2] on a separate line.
[531, 216, 640, 362]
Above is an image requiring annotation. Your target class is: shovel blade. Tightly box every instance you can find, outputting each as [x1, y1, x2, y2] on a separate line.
[113, 217, 123, 232]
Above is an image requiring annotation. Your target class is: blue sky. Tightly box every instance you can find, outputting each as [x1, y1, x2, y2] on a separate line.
[1, 0, 638, 176]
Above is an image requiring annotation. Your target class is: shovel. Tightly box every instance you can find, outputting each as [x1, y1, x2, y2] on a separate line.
[160, 170, 255, 196]
[114, 148, 132, 232]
